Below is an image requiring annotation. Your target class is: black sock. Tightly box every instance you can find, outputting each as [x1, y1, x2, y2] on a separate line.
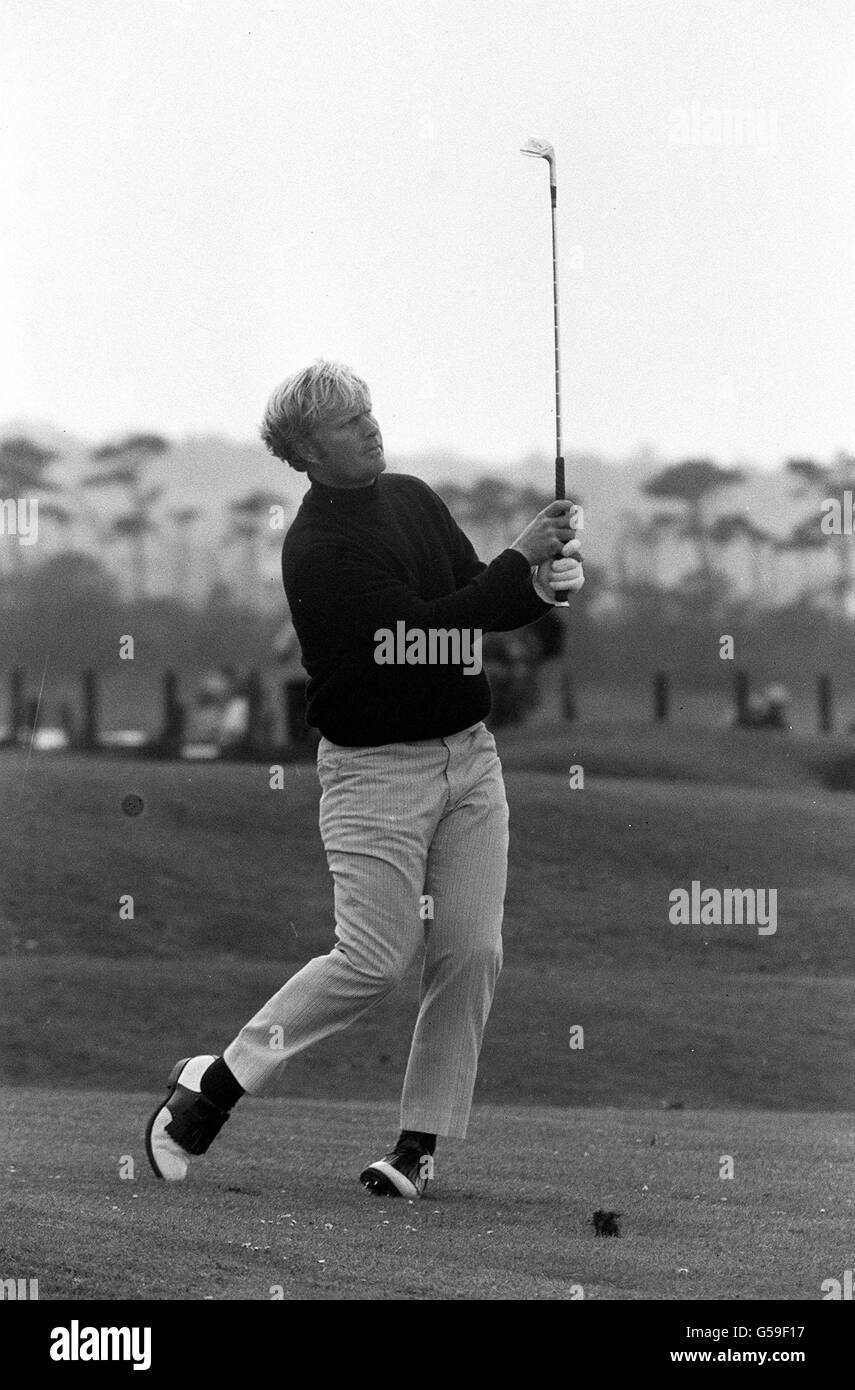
[398, 1129, 436, 1155]
[200, 1057, 244, 1111]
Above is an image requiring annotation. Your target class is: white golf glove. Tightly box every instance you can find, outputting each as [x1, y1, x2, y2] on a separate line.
[533, 537, 584, 603]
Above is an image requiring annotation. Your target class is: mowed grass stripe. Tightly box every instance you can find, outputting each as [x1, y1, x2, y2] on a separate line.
[1, 747, 853, 1110]
[3, 956, 852, 1110]
[1, 750, 852, 971]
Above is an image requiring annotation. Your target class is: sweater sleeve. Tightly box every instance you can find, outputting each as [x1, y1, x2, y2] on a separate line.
[429, 487, 554, 628]
[284, 534, 552, 652]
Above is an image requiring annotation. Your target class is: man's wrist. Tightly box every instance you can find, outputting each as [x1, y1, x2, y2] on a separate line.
[532, 566, 558, 605]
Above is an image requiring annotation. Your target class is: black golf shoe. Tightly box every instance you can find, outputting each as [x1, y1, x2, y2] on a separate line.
[360, 1144, 433, 1199]
[145, 1055, 231, 1181]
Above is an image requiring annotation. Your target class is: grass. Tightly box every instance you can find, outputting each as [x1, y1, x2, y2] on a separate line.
[498, 717, 855, 792]
[1, 722, 851, 1301]
[3, 742, 853, 969]
[1, 1092, 851, 1301]
[4, 956, 852, 1113]
[1, 738, 853, 1110]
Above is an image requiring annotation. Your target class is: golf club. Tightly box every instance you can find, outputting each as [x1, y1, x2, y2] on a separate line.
[521, 136, 573, 604]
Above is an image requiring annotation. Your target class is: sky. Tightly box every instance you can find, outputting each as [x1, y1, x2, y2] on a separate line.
[1, 0, 853, 469]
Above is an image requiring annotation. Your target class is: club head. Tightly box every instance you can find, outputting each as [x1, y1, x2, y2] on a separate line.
[520, 137, 556, 185]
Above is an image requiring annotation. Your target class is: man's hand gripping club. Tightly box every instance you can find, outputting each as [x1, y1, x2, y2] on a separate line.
[511, 499, 584, 603]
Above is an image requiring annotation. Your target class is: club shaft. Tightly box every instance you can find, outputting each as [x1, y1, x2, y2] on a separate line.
[550, 185, 563, 482]
[522, 140, 572, 602]
[549, 177, 571, 604]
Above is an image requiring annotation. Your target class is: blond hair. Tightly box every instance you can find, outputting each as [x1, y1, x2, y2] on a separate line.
[260, 360, 372, 471]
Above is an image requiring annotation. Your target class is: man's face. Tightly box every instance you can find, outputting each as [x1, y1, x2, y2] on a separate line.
[305, 404, 386, 488]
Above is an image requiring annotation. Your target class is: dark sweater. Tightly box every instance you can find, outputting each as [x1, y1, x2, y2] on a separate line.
[281, 471, 553, 745]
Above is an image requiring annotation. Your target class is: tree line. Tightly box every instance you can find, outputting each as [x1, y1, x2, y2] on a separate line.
[0, 433, 283, 604]
[2, 434, 854, 691]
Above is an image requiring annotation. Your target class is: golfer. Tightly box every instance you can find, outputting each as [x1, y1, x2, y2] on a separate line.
[146, 360, 584, 1198]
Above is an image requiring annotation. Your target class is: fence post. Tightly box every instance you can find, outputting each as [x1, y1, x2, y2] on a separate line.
[733, 668, 750, 726]
[654, 671, 669, 722]
[81, 668, 99, 750]
[9, 667, 25, 739]
[244, 669, 265, 755]
[158, 669, 184, 756]
[817, 673, 833, 734]
[59, 701, 76, 745]
[282, 678, 311, 745]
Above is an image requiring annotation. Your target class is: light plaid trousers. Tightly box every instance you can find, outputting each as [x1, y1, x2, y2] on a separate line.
[223, 720, 508, 1137]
